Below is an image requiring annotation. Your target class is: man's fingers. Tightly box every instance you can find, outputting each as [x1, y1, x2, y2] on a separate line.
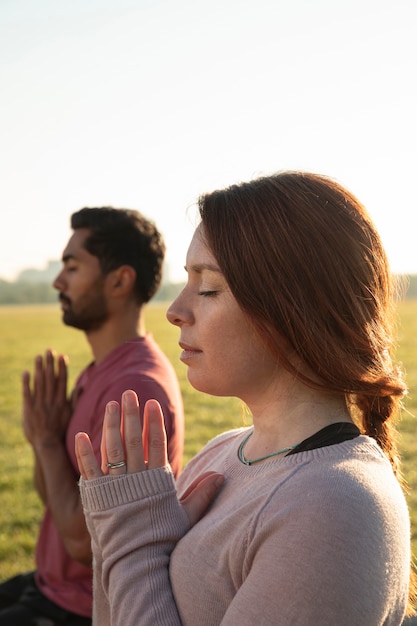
[144, 399, 168, 470]
[33, 355, 44, 403]
[22, 370, 31, 405]
[45, 350, 56, 404]
[56, 354, 68, 401]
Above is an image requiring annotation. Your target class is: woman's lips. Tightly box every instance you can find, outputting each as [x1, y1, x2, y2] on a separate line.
[179, 343, 202, 362]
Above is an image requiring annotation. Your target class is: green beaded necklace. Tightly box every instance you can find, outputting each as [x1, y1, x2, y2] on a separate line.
[237, 430, 300, 466]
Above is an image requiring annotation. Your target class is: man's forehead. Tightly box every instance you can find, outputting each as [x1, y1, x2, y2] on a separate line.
[62, 228, 92, 261]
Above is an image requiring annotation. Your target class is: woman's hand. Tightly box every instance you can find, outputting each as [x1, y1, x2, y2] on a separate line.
[75, 390, 224, 526]
[75, 390, 165, 478]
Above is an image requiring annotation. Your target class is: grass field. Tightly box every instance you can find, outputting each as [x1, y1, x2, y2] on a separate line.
[0, 301, 416, 581]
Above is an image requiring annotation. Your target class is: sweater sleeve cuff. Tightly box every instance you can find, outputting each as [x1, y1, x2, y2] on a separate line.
[79, 465, 176, 511]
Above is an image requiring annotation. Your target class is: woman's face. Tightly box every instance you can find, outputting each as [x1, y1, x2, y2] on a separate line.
[166, 227, 278, 401]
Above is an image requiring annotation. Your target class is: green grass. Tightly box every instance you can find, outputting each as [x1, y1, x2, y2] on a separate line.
[0, 301, 416, 580]
[0, 303, 242, 580]
[396, 300, 417, 553]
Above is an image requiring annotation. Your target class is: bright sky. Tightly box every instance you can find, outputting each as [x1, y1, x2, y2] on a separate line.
[0, 0, 416, 283]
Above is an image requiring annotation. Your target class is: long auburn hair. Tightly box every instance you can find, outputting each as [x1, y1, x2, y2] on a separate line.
[199, 171, 405, 468]
[199, 171, 416, 613]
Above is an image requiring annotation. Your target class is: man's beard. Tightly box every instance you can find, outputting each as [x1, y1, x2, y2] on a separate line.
[59, 290, 109, 332]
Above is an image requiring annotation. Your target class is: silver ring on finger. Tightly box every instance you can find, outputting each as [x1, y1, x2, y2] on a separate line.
[106, 460, 127, 469]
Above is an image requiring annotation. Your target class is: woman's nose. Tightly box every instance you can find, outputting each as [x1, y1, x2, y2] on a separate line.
[166, 298, 182, 327]
[166, 290, 190, 327]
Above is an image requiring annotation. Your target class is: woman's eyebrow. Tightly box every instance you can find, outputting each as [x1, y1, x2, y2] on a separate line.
[185, 262, 221, 273]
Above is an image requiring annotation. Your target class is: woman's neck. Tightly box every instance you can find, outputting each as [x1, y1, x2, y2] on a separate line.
[244, 375, 352, 459]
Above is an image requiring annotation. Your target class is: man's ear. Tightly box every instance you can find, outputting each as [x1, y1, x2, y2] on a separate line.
[107, 265, 136, 297]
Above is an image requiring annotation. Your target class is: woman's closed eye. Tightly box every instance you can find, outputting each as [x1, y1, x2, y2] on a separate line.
[198, 290, 218, 297]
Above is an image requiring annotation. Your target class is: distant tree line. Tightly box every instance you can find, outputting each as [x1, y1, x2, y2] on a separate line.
[0, 259, 185, 304]
[403, 274, 417, 299]
[0, 278, 184, 305]
[0, 265, 416, 305]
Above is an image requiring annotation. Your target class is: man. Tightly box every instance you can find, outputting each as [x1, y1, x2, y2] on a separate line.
[0, 207, 184, 625]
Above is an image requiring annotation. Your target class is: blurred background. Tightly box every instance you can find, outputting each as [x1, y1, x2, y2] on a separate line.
[1, 0, 416, 288]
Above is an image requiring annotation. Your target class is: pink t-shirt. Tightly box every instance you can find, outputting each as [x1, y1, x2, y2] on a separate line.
[34, 335, 184, 617]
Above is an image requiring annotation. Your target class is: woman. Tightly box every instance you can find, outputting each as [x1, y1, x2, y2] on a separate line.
[76, 171, 415, 625]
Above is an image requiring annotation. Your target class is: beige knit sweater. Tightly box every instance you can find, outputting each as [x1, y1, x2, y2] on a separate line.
[80, 430, 410, 625]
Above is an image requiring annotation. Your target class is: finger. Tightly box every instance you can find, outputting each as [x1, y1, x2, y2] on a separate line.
[180, 472, 225, 527]
[22, 370, 32, 408]
[75, 432, 103, 479]
[180, 471, 221, 500]
[100, 412, 109, 470]
[45, 350, 56, 404]
[101, 401, 126, 475]
[33, 355, 44, 406]
[142, 399, 149, 464]
[144, 399, 168, 470]
[56, 354, 68, 402]
[121, 390, 146, 473]
[22, 371, 33, 435]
